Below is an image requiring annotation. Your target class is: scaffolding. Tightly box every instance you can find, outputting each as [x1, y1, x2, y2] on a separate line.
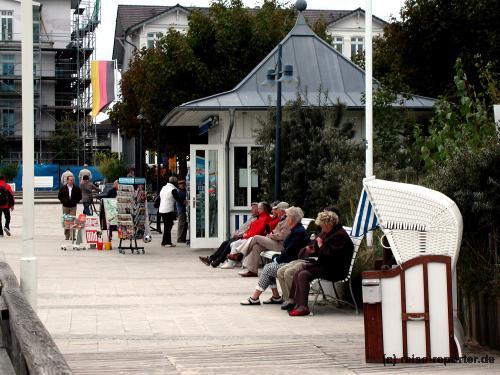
[0, 0, 101, 165]
[63, 0, 101, 164]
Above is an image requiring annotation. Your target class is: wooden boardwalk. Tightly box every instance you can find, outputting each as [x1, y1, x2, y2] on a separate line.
[65, 340, 499, 374]
[3, 203, 499, 375]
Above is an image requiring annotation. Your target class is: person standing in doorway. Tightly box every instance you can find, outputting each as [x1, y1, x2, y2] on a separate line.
[0, 175, 15, 237]
[80, 175, 99, 215]
[159, 176, 182, 247]
[176, 180, 188, 243]
[78, 163, 92, 183]
[58, 175, 82, 240]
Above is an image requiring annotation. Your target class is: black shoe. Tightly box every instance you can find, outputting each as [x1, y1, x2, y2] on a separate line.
[211, 260, 221, 268]
[199, 256, 211, 266]
[281, 302, 295, 311]
[3, 227, 10, 236]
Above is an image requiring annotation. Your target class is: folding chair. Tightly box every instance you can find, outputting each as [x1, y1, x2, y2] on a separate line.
[310, 189, 379, 315]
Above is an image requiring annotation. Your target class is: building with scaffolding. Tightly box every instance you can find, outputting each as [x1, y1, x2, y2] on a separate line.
[0, 0, 100, 165]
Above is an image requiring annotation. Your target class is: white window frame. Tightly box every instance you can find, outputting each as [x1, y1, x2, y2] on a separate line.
[230, 144, 261, 210]
[332, 36, 343, 54]
[351, 36, 364, 57]
[0, 10, 13, 41]
[146, 32, 162, 49]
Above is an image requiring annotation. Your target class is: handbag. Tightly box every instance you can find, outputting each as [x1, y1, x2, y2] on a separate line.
[153, 194, 161, 209]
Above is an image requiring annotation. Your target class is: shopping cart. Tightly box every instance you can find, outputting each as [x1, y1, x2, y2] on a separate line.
[61, 214, 87, 251]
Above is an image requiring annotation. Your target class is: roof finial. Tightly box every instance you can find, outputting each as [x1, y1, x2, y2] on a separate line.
[295, 0, 307, 12]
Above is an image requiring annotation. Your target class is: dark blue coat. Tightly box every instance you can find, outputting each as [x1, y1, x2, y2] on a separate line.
[273, 224, 308, 264]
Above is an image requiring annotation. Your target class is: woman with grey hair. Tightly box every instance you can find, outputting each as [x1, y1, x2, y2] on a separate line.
[287, 210, 354, 316]
[240, 207, 308, 305]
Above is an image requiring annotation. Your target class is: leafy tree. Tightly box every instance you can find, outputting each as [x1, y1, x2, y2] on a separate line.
[372, 85, 424, 182]
[109, 0, 330, 157]
[426, 138, 500, 294]
[373, 0, 500, 99]
[0, 163, 18, 182]
[50, 118, 83, 164]
[416, 59, 498, 170]
[253, 90, 365, 218]
[96, 152, 128, 182]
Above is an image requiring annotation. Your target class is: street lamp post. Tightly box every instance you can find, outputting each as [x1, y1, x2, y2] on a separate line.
[275, 44, 283, 202]
[136, 112, 145, 177]
[261, 45, 297, 201]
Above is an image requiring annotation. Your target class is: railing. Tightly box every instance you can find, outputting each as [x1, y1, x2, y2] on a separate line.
[0, 262, 72, 374]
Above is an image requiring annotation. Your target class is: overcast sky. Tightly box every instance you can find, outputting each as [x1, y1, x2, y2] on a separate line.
[95, 0, 406, 60]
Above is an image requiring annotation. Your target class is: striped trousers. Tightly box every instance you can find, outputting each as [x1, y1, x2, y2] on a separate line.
[256, 262, 287, 292]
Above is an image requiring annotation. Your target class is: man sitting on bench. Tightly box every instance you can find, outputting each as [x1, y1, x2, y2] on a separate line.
[236, 202, 290, 277]
[199, 203, 259, 267]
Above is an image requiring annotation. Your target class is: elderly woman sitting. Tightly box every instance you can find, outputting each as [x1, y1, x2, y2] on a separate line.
[240, 207, 309, 305]
[287, 210, 354, 316]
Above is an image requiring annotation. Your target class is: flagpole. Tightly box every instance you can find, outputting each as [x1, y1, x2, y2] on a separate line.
[365, 0, 373, 178]
[20, 0, 37, 310]
[365, 0, 374, 254]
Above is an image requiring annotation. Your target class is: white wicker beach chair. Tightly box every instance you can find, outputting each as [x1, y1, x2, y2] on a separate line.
[361, 177, 465, 359]
[363, 177, 463, 270]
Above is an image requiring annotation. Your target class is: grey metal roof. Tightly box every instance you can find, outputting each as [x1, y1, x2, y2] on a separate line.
[162, 14, 436, 127]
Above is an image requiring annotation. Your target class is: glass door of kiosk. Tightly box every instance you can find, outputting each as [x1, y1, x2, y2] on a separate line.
[189, 145, 225, 248]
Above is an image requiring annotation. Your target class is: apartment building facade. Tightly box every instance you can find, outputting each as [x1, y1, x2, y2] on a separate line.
[0, 0, 100, 164]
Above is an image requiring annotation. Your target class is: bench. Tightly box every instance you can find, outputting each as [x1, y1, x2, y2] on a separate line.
[260, 225, 362, 314]
[261, 218, 315, 261]
[34, 176, 54, 189]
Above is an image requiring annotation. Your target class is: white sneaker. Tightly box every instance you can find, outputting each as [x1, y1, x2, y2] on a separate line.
[162, 243, 176, 247]
[238, 269, 248, 275]
[219, 260, 236, 269]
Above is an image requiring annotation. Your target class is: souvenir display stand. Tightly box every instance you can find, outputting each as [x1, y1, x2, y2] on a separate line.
[361, 177, 464, 363]
[116, 177, 150, 254]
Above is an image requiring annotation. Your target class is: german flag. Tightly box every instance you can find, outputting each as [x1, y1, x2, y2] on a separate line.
[91, 60, 115, 118]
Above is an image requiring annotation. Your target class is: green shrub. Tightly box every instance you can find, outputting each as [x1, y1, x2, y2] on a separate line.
[96, 153, 127, 182]
[426, 139, 500, 295]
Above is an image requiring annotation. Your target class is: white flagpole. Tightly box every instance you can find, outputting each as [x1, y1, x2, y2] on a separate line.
[365, 0, 373, 178]
[20, 0, 37, 309]
[365, 0, 374, 252]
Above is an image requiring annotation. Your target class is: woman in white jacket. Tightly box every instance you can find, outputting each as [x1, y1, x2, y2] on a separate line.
[159, 176, 182, 247]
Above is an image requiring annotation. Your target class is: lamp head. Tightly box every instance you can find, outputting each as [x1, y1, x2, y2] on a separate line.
[260, 69, 277, 87]
[278, 64, 298, 83]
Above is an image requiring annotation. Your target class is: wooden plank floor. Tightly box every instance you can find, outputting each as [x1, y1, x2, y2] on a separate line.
[65, 341, 500, 375]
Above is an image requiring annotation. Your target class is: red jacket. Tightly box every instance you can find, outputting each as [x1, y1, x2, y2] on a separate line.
[0, 180, 15, 209]
[268, 215, 282, 232]
[244, 212, 272, 239]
